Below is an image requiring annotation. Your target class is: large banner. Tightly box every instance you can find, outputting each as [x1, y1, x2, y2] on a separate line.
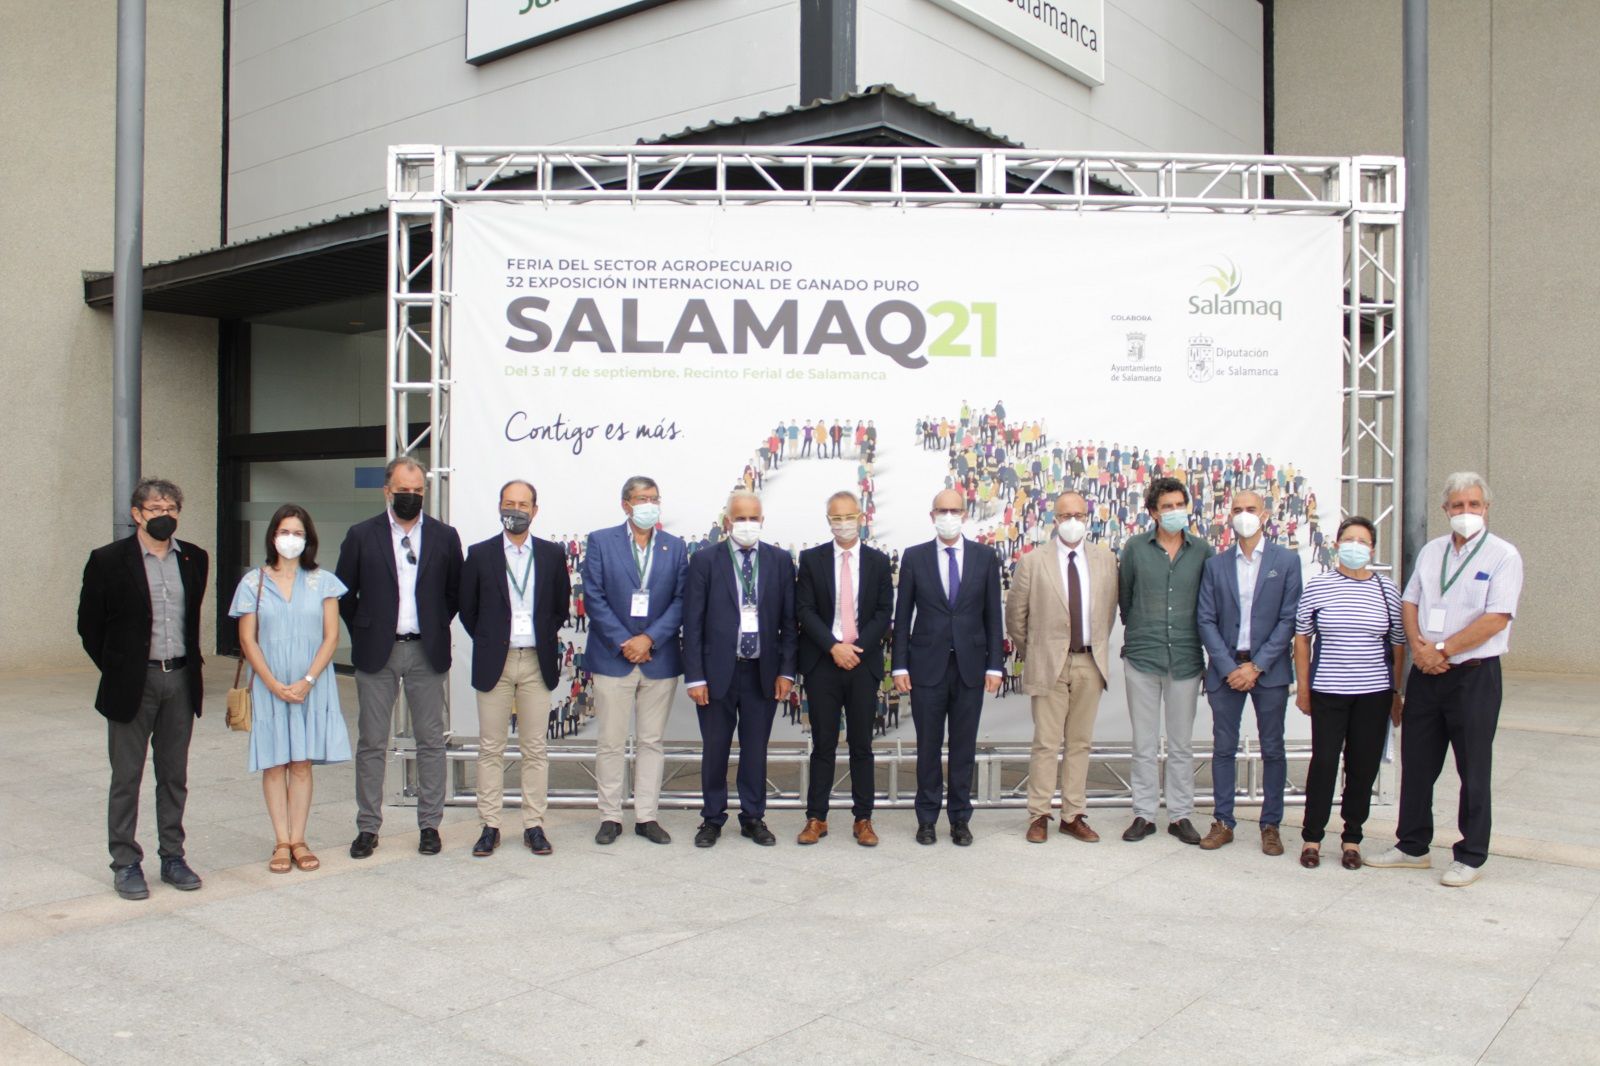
[447, 204, 1344, 745]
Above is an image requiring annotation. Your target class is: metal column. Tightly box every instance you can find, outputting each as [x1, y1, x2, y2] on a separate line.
[112, 0, 146, 538]
[1401, 0, 1429, 581]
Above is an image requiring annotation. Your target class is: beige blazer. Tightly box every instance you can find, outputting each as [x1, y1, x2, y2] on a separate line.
[1005, 539, 1119, 693]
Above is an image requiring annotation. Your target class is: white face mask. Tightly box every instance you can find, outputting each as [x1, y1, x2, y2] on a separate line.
[629, 503, 660, 531]
[1231, 512, 1262, 539]
[829, 519, 860, 545]
[275, 533, 307, 560]
[933, 513, 964, 541]
[1449, 512, 1485, 539]
[1056, 518, 1087, 546]
[728, 520, 762, 548]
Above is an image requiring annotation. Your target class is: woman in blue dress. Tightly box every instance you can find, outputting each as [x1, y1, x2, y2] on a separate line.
[230, 504, 352, 873]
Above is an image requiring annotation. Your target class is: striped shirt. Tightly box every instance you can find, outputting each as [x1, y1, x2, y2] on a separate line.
[1295, 570, 1404, 694]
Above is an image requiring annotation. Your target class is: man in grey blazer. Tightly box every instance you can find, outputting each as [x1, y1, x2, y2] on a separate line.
[1196, 491, 1303, 854]
[1006, 492, 1119, 844]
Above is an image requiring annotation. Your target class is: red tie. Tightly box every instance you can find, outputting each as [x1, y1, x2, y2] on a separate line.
[839, 550, 858, 643]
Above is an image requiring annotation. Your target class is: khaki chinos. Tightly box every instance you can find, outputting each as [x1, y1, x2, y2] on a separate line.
[476, 647, 552, 829]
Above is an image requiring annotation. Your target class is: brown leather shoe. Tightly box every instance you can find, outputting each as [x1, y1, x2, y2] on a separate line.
[1026, 815, 1050, 844]
[1198, 821, 1235, 850]
[796, 818, 828, 846]
[852, 819, 878, 847]
[1260, 824, 1284, 856]
[1059, 814, 1100, 842]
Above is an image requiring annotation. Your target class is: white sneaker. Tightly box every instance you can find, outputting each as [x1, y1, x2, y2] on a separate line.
[1363, 845, 1431, 869]
[1441, 861, 1483, 887]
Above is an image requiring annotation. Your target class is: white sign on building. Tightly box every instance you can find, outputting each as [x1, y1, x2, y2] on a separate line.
[926, 0, 1106, 86]
[466, 0, 677, 64]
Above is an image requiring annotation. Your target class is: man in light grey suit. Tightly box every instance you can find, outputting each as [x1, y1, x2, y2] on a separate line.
[1006, 492, 1119, 844]
[1196, 490, 1303, 854]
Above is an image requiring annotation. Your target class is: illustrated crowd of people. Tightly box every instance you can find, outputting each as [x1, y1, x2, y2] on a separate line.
[80, 454, 1519, 898]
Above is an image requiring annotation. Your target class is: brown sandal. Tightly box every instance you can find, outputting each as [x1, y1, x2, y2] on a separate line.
[269, 843, 293, 874]
[1299, 845, 1321, 869]
[288, 842, 320, 872]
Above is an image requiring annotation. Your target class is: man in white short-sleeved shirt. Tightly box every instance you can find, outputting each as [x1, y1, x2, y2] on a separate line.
[1366, 472, 1523, 888]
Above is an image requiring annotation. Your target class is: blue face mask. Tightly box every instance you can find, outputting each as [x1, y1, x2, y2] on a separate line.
[629, 503, 660, 531]
[1337, 542, 1372, 570]
[1158, 510, 1188, 533]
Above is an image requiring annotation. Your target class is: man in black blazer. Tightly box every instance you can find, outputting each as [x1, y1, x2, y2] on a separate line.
[77, 478, 208, 899]
[682, 490, 797, 847]
[891, 489, 1004, 845]
[458, 479, 570, 858]
[795, 490, 894, 847]
[334, 456, 463, 858]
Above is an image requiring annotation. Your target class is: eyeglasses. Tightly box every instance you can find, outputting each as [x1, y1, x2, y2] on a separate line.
[829, 514, 862, 523]
[1056, 513, 1089, 522]
[140, 505, 179, 517]
[933, 508, 964, 517]
[401, 534, 416, 566]
[629, 496, 661, 505]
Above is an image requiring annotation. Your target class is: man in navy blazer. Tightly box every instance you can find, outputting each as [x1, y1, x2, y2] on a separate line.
[1196, 490, 1303, 854]
[458, 479, 570, 859]
[683, 490, 797, 847]
[794, 490, 894, 847]
[892, 489, 1004, 845]
[334, 456, 463, 859]
[579, 475, 688, 846]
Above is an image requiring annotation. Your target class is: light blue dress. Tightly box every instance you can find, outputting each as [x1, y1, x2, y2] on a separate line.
[229, 567, 353, 772]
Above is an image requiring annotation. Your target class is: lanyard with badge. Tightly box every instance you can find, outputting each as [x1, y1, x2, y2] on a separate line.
[630, 533, 655, 618]
[507, 546, 535, 639]
[1430, 533, 1487, 633]
[731, 541, 761, 634]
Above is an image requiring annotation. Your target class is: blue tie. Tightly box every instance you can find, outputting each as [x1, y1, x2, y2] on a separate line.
[739, 548, 759, 658]
[946, 546, 960, 607]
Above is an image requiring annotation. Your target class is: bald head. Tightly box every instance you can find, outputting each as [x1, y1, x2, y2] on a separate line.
[1054, 492, 1088, 520]
[932, 489, 965, 514]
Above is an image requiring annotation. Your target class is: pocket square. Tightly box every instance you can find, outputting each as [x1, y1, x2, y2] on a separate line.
[1267, 570, 1279, 578]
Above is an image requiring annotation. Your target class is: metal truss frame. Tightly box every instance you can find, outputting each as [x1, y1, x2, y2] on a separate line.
[386, 145, 1404, 812]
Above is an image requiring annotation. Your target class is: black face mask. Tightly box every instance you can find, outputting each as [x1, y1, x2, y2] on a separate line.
[390, 492, 424, 521]
[500, 509, 532, 535]
[144, 515, 177, 541]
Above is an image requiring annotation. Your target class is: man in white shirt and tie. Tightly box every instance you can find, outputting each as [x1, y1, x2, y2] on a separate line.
[795, 492, 895, 846]
[1006, 492, 1120, 844]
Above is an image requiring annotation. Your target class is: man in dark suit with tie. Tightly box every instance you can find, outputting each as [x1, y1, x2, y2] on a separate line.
[1196, 490, 1303, 854]
[892, 488, 1004, 845]
[795, 490, 894, 846]
[683, 490, 797, 847]
[335, 455, 463, 859]
[458, 479, 570, 858]
[78, 478, 209, 900]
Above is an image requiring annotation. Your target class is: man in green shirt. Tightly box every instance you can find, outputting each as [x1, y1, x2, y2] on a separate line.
[1118, 476, 1215, 844]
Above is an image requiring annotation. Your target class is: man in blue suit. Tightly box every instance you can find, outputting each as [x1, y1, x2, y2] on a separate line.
[892, 488, 1004, 846]
[579, 476, 688, 845]
[682, 490, 797, 847]
[1196, 490, 1303, 854]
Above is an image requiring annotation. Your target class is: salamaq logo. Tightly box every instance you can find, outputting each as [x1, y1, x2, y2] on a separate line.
[1188, 256, 1282, 320]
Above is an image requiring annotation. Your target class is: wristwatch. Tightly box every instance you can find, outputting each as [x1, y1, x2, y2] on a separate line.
[1433, 642, 1445, 653]
[303, 674, 316, 685]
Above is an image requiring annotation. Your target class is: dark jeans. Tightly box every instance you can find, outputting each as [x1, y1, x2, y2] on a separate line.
[1396, 658, 1502, 868]
[107, 666, 194, 869]
[804, 657, 879, 821]
[1301, 689, 1391, 845]
[697, 660, 777, 827]
[910, 652, 983, 826]
[1207, 683, 1288, 829]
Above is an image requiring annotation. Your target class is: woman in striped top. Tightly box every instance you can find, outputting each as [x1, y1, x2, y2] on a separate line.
[1292, 516, 1405, 869]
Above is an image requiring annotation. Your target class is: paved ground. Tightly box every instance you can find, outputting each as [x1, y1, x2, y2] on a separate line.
[1, 667, 1596, 1065]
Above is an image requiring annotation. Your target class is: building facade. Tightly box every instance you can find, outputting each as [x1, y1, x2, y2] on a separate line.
[3, 0, 1585, 675]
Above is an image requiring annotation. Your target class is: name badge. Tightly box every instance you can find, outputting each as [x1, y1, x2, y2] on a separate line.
[511, 610, 533, 638]
[631, 590, 651, 618]
[1426, 606, 1447, 633]
[740, 604, 760, 634]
